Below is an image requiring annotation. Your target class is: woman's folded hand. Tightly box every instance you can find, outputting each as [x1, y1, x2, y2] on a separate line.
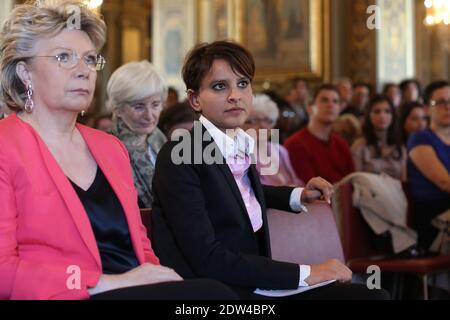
[88, 263, 183, 296]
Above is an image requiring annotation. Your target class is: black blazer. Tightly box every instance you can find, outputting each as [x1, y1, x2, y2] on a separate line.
[151, 124, 300, 290]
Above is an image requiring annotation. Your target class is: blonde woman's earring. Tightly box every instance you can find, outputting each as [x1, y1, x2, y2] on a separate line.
[24, 83, 34, 113]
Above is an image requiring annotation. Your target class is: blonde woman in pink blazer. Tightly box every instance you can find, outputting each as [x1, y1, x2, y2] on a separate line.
[0, 0, 235, 301]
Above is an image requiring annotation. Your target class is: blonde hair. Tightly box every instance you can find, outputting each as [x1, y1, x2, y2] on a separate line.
[0, 0, 106, 112]
[107, 60, 168, 112]
[252, 93, 279, 123]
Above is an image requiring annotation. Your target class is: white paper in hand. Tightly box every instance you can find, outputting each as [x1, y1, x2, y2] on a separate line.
[254, 280, 336, 297]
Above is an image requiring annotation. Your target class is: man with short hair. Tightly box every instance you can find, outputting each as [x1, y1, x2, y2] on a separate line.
[335, 78, 353, 113]
[341, 82, 371, 122]
[285, 84, 355, 184]
[284, 77, 310, 131]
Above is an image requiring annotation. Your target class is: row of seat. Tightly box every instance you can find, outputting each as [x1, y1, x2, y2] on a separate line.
[335, 182, 450, 300]
[140, 183, 450, 299]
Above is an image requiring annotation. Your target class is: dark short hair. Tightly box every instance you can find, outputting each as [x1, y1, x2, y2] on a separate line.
[382, 83, 398, 95]
[182, 41, 255, 92]
[423, 80, 450, 105]
[313, 83, 340, 101]
[399, 78, 422, 97]
[262, 90, 289, 109]
[158, 102, 198, 137]
[353, 82, 372, 95]
[398, 101, 425, 144]
[93, 113, 112, 129]
[168, 87, 179, 97]
[290, 77, 308, 89]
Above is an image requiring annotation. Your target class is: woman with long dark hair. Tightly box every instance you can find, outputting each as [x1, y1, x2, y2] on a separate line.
[351, 95, 406, 181]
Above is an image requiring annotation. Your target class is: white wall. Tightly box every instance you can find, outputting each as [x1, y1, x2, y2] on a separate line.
[0, 0, 14, 29]
[376, 0, 415, 90]
[152, 0, 196, 99]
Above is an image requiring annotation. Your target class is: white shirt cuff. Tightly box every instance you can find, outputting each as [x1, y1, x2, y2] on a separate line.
[299, 265, 311, 287]
[289, 187, 308, 212]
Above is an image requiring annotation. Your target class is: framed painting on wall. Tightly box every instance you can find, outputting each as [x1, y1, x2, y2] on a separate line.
[237, 0, 328, 82]
[197, 0, 238, 42]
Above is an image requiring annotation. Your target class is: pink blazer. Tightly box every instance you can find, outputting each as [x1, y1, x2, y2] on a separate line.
[0, 114, 159, 300]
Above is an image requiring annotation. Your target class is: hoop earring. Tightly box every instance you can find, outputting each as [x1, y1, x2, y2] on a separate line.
[24, 83, 34, 113]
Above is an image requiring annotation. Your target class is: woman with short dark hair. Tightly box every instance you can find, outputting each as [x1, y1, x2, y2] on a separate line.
[151, 41, 389, 300]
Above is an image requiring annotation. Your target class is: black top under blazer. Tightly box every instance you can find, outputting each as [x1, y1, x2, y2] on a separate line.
[151, 124, 301, 291]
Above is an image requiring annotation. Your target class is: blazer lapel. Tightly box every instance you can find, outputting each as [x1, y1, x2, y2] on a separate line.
[249, 164, 266, 210]
[199, 125, 255, 230]
[30, 126, 102, 268]
[79, 126, 146, 264]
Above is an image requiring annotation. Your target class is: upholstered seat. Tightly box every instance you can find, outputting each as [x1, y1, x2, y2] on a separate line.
[141, 204, 345, 267]
[267, 203, 345, 265]
[335, 182, 450, 299]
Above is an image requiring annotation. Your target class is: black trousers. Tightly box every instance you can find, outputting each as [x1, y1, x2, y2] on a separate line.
[90, 279, 239, 300]
[232, 282, 391, 300]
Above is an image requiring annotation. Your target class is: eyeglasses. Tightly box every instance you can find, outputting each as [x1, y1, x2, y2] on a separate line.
[430, 98, 450, 108]
[32, 49, 106, 72]
[281, 110, 297, 118]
